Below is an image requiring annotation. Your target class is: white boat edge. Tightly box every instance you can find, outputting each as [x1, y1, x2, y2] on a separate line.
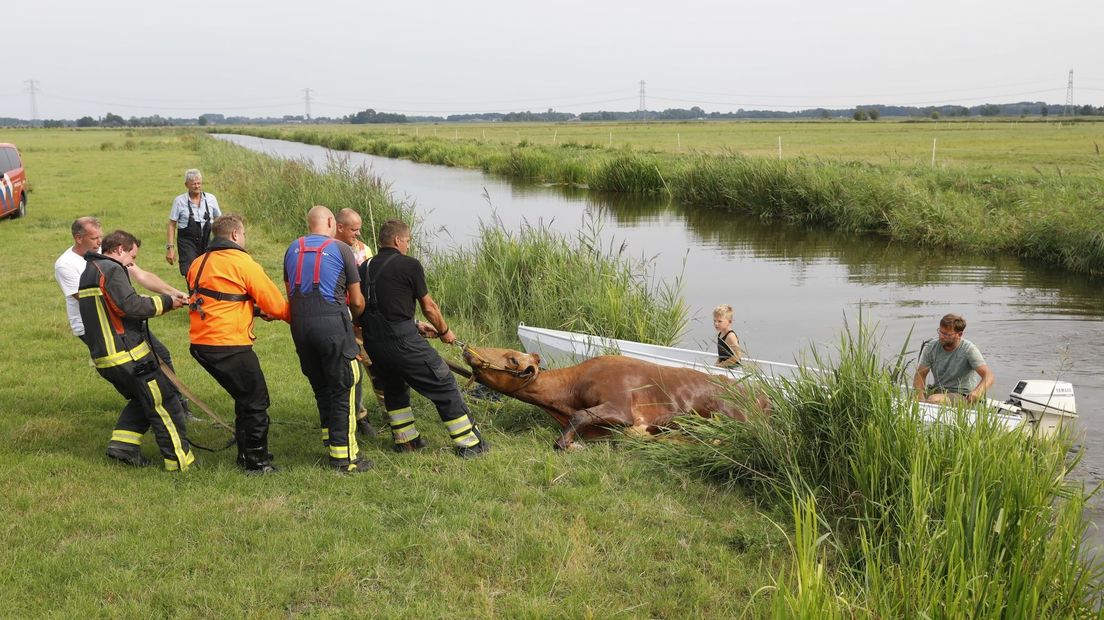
[516, 323, 1078, 438]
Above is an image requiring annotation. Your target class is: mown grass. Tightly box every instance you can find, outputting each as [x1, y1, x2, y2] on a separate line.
[630, 321, 1103, 617]
[0, 129, 782, 617]
[216, 122, 1104, 276]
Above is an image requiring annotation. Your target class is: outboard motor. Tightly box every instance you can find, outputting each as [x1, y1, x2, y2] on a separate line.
[1007, 380, 1077, 435]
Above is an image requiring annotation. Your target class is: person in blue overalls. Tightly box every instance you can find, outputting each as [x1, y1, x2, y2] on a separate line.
[166, 169, 221, 277]
[283, 206, 369, 473]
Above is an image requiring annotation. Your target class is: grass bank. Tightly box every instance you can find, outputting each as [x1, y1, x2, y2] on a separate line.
[1, 129, 776, 617]
[217, 124, 1104, 276]
[631, 322, 1103, 617]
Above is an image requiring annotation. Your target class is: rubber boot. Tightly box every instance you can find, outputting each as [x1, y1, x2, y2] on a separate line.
[242, 447, 278, 475]
[455, 426, 490, 459]
[330, 455, 373, 474]
[106, 442, 151, 467]
[356, 409, 377, 437]
[392, 436, 427, 453]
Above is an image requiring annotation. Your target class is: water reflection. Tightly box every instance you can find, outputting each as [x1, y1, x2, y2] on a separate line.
[581, 188, 1104, 317]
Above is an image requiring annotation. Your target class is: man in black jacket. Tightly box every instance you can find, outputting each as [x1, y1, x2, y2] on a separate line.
[79, 230, 193, 471]
[358, 219, 488, 458]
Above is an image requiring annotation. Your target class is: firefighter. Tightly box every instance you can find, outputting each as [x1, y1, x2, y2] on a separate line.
[57, 216, 195, 420]
[359, 219, 489, 458]
[79, 230, 193, 471]
[283, 205, 370, 474]
[186, 214, 290, 474]
[166, 169, 221, 277]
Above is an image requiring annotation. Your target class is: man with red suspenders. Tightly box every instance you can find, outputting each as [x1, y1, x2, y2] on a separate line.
[283, 206, 368, 473]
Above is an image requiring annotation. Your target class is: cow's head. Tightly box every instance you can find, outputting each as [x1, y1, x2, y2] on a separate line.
[463, 346, 542, 394]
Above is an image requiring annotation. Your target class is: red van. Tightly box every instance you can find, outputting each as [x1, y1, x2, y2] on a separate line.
[0, 143, 27, 219]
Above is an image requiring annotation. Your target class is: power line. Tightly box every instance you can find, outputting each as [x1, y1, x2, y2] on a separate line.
[1064, 69, 1074, 116]
[24, 79, 39, 123]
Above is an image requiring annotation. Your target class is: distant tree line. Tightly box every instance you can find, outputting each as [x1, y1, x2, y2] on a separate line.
[346, 109, 409, 124]
[5, 101, 1104, 129]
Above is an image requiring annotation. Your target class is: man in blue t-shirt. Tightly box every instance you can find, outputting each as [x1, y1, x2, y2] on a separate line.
[912, 313, 995, 404]
[283, 206, 368, 473]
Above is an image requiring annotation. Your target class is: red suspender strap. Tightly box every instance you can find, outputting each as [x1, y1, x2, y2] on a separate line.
[312, 239, 334, 287]
[293, 237, 310, 289]
[293, 237, 336, 291]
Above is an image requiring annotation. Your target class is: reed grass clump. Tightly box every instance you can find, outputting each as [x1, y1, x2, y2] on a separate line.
[590, 153, 667, 194]
[633, 321, 1102, 617]
[196, 137, 409, 240]
[427, 219, 688, 347]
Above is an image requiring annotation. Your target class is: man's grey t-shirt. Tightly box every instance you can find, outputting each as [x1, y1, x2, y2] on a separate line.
[919, 338, 986, 394]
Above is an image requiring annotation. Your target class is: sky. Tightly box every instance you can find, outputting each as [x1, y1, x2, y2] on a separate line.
[5, 0, 1102, 120]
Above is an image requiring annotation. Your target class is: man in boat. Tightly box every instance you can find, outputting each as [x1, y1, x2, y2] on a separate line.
[357, 219, 488, 457]
[912, 313, 995, 404]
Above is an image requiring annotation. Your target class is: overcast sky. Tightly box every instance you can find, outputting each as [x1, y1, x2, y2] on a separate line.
[5, 0, 1102, 120]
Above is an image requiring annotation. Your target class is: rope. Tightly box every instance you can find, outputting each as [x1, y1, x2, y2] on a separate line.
[157, 361, 236, 452]
[449, 340, 538, 393]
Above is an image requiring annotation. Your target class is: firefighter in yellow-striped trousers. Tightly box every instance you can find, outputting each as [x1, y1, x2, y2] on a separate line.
[78, 230, 194, 471]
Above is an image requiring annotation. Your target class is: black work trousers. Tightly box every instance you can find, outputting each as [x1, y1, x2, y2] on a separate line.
[100, 358, 193, 470]
[190, 345, 271, 455]
[362, 317, 470, 423]
[82, 331, 188, 414]
[177, 234, 206, 277]
[291, 311, 360, 462]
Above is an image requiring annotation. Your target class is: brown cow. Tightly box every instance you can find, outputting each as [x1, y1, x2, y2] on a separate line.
[461, 346, 768, 450]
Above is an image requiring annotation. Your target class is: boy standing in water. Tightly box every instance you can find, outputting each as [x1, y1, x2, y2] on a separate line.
[713, 304, 742, 367]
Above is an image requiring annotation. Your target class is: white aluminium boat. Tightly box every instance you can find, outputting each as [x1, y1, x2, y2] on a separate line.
[516, 324, 1078, 437]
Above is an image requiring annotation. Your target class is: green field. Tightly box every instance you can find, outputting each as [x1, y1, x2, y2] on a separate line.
[245, 118, 1104, 175]
[0, 129, 784, 617]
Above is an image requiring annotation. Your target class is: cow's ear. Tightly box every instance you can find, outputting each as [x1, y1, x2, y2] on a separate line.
[531, 353, 542, 367]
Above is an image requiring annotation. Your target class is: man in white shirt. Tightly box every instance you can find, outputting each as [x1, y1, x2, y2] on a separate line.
[55, 216, 186, 342]
[55, 216, 194, 416]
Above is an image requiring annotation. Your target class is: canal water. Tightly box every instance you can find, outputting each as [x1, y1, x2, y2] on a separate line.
[215, 133, 1104, 513]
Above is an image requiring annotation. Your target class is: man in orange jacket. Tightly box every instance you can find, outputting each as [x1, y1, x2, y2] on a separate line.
[186, 214, 290, 474]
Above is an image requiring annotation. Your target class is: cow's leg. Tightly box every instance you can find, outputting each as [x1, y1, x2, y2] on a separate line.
[554, 402, 633, 451]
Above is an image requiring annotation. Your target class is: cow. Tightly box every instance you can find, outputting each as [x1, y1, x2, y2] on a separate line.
[459, 346, 769, 450]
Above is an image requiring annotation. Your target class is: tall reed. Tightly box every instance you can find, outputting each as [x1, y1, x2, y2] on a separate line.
[427, 217, 688, 347]
[197, 137, 409, 240]
[634, 320, 1102, 617]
